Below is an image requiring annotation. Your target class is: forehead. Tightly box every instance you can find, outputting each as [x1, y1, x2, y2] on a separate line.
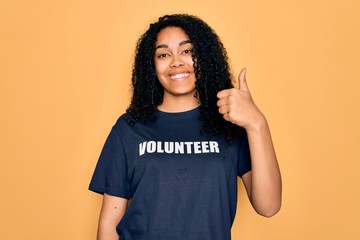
[155, 27, 190, 45]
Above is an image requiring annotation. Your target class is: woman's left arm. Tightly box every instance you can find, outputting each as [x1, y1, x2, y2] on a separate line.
[241, 118, 282, 217]
[217, 68, 282, 217]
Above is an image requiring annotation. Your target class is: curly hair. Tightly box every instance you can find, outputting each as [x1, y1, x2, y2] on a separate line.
[126, 14, 239, 139]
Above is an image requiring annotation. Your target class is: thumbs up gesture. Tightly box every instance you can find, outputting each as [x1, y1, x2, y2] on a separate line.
[217, 68, 265, 131]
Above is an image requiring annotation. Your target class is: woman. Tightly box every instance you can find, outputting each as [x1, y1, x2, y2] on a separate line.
[89, 14, 282, 240]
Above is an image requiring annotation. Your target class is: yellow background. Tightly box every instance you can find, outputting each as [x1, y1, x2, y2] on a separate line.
[1, 0, 359, 239]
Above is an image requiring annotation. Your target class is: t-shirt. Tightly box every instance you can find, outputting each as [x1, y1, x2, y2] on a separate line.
[89, 107, 251, 240]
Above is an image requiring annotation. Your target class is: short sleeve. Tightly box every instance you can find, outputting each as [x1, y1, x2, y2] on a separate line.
[89, 125, 131, 199]
[237, 129, 252, 177]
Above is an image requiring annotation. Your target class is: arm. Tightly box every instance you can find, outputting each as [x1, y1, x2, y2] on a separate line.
[97, 193, 128, 240]
[217, 68, 282, 217]
[241, 117, 282, 217]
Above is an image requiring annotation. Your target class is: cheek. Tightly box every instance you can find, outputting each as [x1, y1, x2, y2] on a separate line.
[154, 60, 167, 76]
[153, 59, 159, 73]
[186, 58, 195, 69]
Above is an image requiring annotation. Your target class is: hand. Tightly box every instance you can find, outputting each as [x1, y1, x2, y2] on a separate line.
[217, 68, 265, 131]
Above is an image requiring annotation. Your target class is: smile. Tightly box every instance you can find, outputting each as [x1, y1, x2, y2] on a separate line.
[169, 72, 190, 80]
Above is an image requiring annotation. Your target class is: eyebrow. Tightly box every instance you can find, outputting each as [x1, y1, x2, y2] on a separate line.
[155, 40, 192, 50]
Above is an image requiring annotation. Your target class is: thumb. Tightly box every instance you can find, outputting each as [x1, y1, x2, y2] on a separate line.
[238, 68, 249, 92]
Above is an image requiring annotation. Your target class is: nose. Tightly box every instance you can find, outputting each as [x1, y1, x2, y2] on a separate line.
[170, 55, 184, 68]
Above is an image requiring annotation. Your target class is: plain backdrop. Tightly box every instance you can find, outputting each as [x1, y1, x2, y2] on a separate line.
[1, 0, 359, 239]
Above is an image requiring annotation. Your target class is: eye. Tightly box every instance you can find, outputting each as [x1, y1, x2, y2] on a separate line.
[182, 49, 193, 55]
[157, 53, 169, 59]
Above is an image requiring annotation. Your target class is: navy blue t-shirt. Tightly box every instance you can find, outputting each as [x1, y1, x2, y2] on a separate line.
[89, 107, 251, 240]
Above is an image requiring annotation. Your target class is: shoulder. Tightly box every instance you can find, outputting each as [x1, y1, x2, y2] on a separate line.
[108, 112, 132, 136]
[112, 112, 151, 134]
[113, 112, 133, 129]
[115, 112, 131, 124]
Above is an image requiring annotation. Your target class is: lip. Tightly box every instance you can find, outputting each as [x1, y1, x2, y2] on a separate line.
[168, 72, 191, 80]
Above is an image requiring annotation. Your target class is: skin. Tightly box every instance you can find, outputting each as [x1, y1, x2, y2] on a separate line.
[217, 68, 282, 217]
[97, 194, 127, 240]
[154, 27, 200, 112]
[96, 27, 282, 240]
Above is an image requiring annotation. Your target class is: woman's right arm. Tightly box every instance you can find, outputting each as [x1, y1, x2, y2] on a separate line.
[97, 193, 128, 240]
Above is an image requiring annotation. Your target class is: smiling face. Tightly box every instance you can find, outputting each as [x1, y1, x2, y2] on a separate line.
[154, 27, 197, 105]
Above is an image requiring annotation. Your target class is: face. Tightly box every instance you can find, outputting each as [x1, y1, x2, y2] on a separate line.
[154, 27, 196, 101]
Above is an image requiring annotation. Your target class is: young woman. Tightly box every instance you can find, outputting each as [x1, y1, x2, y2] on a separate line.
[89, 14, 282, 240]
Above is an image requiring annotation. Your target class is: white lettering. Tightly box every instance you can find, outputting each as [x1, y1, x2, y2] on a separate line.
[147, 141, 156, 153]
[209, 141, 220, 153]
[201, 141, 209, 153]
[157, 141, 164, 153]
[194, 142, 201, 154]
[175, 142, 184, 154]
[138, 141, 220, 156]
[139, 141, 147, 156]
[164, 142, 174, 153]
[184, 142, 193, 154]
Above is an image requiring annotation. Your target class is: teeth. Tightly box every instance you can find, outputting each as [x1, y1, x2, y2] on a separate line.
[170, 73, 189, 79]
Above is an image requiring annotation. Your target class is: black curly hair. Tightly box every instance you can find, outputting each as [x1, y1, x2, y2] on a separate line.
[126, 14, 239, 139]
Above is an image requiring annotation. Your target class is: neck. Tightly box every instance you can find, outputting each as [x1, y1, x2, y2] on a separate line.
[157, 95, 200, 113]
